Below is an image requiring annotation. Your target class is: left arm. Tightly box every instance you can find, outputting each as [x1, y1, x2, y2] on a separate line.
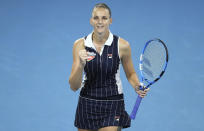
[119, 38, 149, 97]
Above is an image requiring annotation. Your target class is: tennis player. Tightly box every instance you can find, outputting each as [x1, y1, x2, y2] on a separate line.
[69, 3, 149, 131]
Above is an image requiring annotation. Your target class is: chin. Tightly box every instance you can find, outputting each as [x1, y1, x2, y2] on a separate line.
[95, 31, 104, 35]
[95, 29, 107, 35]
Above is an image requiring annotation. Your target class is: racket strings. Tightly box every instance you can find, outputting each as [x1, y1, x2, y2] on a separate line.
[142, 41, 167, 81]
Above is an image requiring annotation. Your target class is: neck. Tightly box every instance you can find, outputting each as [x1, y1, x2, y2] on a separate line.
[92, 31, 109, 45]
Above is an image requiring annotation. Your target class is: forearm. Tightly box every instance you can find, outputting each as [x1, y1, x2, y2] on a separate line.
[69, 64, 84, 91]
[127, 72, 141, 90]
[128, 72, 150, 98]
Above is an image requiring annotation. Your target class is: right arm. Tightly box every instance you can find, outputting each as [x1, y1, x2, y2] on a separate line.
[68, 38, 88, 91]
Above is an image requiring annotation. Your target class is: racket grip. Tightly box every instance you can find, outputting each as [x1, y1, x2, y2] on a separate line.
[130, 95, 143, 120]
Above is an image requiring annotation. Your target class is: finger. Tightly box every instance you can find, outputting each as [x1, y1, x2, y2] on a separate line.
[79, 52, 88, 59]
[140, 93, 146, 96]
[80, 49, 87, 52]
[139, 90, 146, 93]
[79, 50, 87, 55]
[81, 54, 88, 58]
[79, 52, 88, 57]
[144, 88, 150, 92]
[136, 90, 147, 97]
[140, 91, 147, 96]
[137, 92, 145, 97]
[139, 94, 145, 98]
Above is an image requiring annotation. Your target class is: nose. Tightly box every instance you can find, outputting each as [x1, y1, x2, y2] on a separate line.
[98, 18, 103, 24]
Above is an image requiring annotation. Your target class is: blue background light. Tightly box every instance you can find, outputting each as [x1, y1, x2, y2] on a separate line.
[0, 0, 203, 130]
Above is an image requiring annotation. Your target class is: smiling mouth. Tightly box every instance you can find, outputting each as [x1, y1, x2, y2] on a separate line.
[97, 26, 104, 29]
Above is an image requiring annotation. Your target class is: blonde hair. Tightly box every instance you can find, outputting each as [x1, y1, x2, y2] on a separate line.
[93, 3, 112, 18]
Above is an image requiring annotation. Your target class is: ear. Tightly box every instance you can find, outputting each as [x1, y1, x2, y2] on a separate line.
[109, 18, 112, 24]
[90, 18, 93, 26]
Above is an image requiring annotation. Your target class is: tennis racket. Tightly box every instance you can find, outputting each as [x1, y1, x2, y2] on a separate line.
[130, 38, 169, 120]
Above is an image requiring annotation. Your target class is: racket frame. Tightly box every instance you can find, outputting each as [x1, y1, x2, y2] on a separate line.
[130, 38, 168, 120]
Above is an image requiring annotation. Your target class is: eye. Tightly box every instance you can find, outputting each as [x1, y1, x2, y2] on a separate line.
[93, 16, 98, 20]
[102, 16, 108, 20]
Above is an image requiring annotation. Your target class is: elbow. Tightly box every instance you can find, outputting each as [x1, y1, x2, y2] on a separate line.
[70, 86, 78, 92]
[126, 72, 136, 82]
[68, 78, 79, 92]
[126, 73, 133, 81]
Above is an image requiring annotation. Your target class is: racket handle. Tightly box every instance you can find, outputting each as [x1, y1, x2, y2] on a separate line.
[130, 95, 143, 120]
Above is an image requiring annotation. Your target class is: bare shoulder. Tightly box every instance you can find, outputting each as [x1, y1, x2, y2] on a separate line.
[119, 38, 131, 59]
[73, 38, 84, 49]
[72, 38, 85, 62]
[119, 37, 131, 51]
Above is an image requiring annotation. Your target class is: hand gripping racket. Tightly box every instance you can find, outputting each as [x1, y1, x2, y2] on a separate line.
[130, 38, 169, 120]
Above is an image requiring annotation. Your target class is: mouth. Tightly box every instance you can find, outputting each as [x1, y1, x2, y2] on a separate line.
[96, 25, 104, 29]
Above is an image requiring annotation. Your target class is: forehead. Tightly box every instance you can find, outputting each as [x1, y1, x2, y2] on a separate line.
[92, 7, 110, 17]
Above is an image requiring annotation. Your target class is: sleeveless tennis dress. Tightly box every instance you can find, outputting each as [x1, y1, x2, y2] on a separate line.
[74, 31, 131, 130]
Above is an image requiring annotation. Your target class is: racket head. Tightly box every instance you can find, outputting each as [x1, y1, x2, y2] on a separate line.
[130, 38, 168, 119]
[139, 38, 168, 87]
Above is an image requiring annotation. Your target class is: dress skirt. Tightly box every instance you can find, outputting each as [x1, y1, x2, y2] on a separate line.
[74, 96, 131, 130]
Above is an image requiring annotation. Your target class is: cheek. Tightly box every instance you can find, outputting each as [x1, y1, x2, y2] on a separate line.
[91, 21, 95, 26]
[105, 23, 111, 27]
[90, 19, 96, 26]
[106, 21, 111, 26]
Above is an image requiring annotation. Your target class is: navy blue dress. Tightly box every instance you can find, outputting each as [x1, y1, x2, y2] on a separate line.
[74, 32, 131, 130]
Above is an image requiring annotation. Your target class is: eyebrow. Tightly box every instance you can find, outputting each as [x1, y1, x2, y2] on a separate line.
[92, 15, 109, 18]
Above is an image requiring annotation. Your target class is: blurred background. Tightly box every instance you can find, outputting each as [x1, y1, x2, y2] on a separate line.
[0, 0, 204, 130]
